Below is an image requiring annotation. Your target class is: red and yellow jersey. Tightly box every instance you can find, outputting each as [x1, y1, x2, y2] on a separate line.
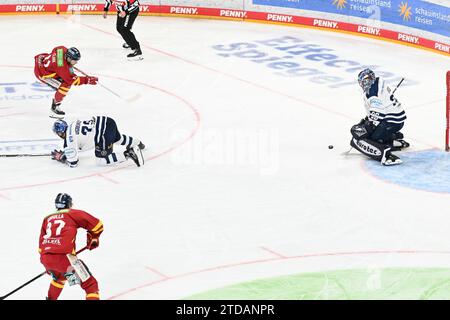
[39, 208, 103, 255]
[34, 46, 81, 86]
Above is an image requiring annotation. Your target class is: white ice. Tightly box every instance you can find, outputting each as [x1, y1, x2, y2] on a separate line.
[0, 14, 449, 300]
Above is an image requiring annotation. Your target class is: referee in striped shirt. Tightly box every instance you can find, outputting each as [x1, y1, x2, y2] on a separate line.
[103, 0, 143, 60]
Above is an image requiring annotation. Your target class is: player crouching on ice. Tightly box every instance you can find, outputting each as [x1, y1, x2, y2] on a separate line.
[34, 46, 98, 118]
[51, 116, 145, 167]
[350, 68, 410, 166]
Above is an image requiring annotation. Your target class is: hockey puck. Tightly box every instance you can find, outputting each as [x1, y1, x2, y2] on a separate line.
[328, 145, 334, 149]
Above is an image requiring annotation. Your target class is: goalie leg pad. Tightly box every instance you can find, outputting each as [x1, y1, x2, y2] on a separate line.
[350, 137, 390, 162]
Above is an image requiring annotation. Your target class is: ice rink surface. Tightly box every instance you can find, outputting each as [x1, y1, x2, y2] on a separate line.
[0, 14, 449, 299]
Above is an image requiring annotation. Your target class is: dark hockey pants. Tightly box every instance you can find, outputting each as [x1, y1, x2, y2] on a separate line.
[370, 121, 404, 144]
[116, 9, 140, 50]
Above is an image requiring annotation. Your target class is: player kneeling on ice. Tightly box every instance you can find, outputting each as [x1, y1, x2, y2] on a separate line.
[51, 116, 145, 167]
[350, 68, 410, 166]
[39, 193, 103, 300]
[34, 46, 98, 118]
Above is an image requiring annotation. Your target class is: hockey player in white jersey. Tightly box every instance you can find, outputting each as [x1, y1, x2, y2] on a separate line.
[350, 68, 409, 166]
[51, 116, 145, 167]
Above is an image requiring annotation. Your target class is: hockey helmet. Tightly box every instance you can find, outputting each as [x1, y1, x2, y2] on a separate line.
[66, 47, 81, 62]
[358, 68, 376, 92]
[55, 193, 73, 209]
[52, 119, 68, 139]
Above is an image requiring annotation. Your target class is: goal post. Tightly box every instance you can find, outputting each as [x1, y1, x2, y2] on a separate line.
[447, 71, 450, 151]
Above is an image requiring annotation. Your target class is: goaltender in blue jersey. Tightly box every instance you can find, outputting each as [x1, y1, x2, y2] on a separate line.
[349, 68, 410, 166]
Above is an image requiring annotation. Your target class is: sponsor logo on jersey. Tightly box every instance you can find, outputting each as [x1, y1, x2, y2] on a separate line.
[57, 49, 64, 67]
[42, 238, 61, 245]
[64, 148, 76, 158]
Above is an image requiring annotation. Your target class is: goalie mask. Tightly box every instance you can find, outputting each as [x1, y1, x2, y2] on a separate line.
[358, 68, 376, 93]
[52, 120, 68, 139]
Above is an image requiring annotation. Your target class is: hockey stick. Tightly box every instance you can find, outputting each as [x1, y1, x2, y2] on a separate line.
[73, 67, 140, 102]
[0, 247, 87, 300]
[391, 78, 404, 96]
[73, 66, 122, 99]
[0, 153, 51, 158]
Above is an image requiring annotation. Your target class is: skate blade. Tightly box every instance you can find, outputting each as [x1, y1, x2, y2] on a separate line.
[382, 159, 403, 166]
[127, 56, 144, 61]
[49, 114, 65, 119]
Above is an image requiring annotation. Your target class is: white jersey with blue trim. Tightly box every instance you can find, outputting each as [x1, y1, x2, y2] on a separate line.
[63, 117, 96, 166]
[362, 77, 406, 127]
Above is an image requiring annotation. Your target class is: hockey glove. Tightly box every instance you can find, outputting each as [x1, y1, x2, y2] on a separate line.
[80, 76, 98, 85]
[87, 232, 100, 250]
[51, 150, 67, 164]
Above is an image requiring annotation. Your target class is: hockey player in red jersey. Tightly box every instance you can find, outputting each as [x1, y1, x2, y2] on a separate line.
[34, 46, 99, 118]
[38, 193, 103, 300]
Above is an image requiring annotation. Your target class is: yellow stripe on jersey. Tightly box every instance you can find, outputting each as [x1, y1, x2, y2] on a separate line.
[91, 221, 103, 233]
[86, 293, 100, 299]
[93, 227, 104, 235]
[72, 77, 81, 86]
[57, 89, 68, 95]
[59, 86, 70, 91]
[41, 73, 57, 79]
[51, 281, 65, 289]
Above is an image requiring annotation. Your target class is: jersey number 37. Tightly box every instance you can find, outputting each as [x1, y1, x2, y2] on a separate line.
[43, 220, 66, 239]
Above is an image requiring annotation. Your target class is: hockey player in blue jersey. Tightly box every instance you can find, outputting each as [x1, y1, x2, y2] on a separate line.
[350, 68, 410, 166]
[51, 116, 145, 167]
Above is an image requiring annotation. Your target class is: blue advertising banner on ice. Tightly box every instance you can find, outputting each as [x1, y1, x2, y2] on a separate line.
[252, 0, 450, 38]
